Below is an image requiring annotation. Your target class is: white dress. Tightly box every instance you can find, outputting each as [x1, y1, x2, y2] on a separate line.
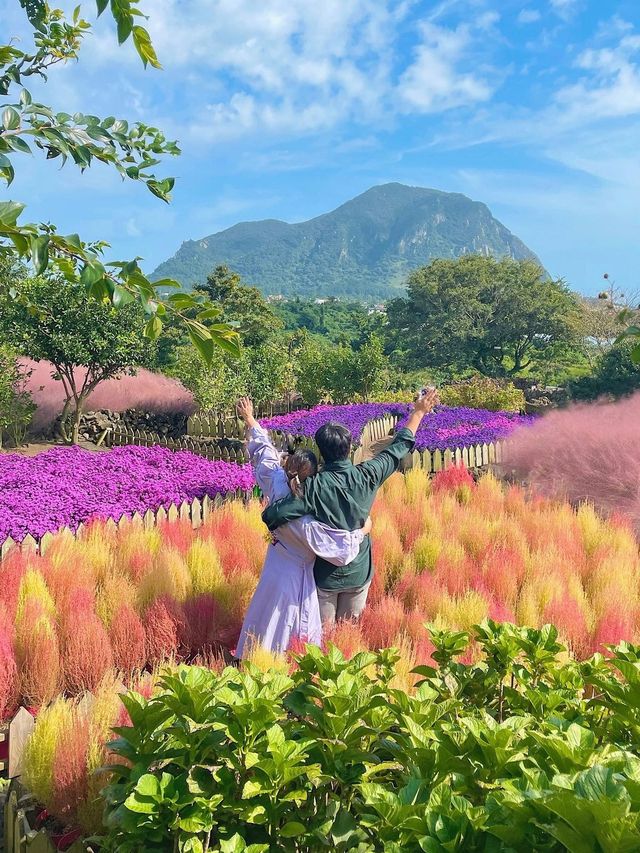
[236, 424, 363, 658]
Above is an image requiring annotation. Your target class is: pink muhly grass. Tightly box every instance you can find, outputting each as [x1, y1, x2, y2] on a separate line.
[143, 595, 182, 665]
[504, 393, 640, 534]
[24, 358, 195, 431]
[109, 604, 147, 673]
[62, 613, 113, 694]
[360, 596, 406, 649]
[50, 714, 90, 826]
[180, 594, 221, 655]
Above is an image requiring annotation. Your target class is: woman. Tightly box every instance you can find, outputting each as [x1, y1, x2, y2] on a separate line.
[235, 397, 369, 658]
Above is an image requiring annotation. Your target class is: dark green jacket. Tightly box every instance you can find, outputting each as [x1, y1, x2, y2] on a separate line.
[261, 428, 416, 590]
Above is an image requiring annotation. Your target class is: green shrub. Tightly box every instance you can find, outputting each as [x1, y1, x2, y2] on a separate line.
[440, 375, 525, 412]
[0, 347, 35, 447]
[569, 339, 640, 401]
[96, 622, 640, 852]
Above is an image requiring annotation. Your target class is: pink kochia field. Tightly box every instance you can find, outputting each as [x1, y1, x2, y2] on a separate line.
[2, 468, 639, 724]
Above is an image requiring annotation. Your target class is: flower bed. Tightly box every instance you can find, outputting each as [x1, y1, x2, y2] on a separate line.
[262, 402, 407, 445]
[0, 445, 254, 543]
[396, 405, 535, 451]
[262, 402, 534, 452]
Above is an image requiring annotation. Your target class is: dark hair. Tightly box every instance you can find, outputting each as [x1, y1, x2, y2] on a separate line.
[315, 421, 352, 463]
[289, 448, 318, 476]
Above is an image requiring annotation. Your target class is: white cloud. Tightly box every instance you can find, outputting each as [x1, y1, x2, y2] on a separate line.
[518, 9, 541, 24]
[398, 22, 493, 113]
[550, 0, 580, 21]
[555, 33, 640, 121]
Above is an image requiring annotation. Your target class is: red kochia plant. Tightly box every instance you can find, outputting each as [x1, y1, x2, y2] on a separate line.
[181, 594, 221, 655]
[432, 465, 475, 494]
[0, 550, 28, 619]
[50, 715, 90, 824]
[0, 611, 19, 720]
[360, 595, 406, 649]
[505, 393, 640, 533]
[143, 596, 181, 665]
[109, 604, 146, 673]
[18, 602, 61, 707]
[62, 613, 113, 694]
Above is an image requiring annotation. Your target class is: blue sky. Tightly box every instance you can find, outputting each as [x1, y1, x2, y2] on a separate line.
[4, 0, 640, 296]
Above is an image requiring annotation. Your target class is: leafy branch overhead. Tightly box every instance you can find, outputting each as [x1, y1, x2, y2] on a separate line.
[0, 1, 240, 363]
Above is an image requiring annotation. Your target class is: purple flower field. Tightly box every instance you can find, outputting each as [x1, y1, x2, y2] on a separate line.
[263, 403, 408, 446]
[263, 402, 534, 453]
[0, 445, 255, 543]
[396, 406, 536, 452]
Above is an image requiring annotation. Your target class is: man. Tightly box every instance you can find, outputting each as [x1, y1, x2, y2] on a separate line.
[262, 390, 438, 626]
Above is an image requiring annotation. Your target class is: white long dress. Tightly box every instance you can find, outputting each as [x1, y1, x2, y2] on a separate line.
[236, 424, 363, 658]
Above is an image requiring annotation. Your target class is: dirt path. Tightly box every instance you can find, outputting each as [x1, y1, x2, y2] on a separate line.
[0, 439, 109, 457]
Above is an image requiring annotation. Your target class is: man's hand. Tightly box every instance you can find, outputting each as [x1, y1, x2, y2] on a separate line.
[236, 396, 258, 429]
[413, 388, 439, 415]
[361, 516, 373, 535]
[405, 388, 439, 436]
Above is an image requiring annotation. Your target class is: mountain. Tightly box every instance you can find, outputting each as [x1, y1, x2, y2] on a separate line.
[151, 183, 542, 301]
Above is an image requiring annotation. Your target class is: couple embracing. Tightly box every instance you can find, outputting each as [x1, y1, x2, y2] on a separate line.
[235, 390, 439, 659]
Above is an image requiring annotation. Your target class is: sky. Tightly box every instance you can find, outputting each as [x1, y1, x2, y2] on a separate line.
[3, 0, 640, 296]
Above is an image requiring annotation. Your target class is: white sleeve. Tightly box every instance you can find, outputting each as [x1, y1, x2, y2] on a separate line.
[246, 424, 290, 502]
[289, 517, 365, 566]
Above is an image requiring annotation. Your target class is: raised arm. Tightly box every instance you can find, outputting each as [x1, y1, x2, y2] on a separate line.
[357, 390, 439, 489]
[237, 397, 290, 502]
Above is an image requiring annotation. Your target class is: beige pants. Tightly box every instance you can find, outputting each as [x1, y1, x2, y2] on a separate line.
[317, 580, 371, 627]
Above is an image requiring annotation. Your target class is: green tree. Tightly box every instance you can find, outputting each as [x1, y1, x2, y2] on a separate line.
[296, 335, 388, 404]
[569, 339, 640, 401]
[0, 1, 239, 362]
[198, 265, 283, 348]
[0, 272, 154, 443]
[386, 255, 581, 376]
[0, 345, 35, 447]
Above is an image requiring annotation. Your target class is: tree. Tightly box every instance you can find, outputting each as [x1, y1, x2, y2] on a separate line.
[0, 2, 239, 362]
[0, 272, 154, 443]
[198, 266, 283, 348]
[386, 255, 581, 376]
[569, 339, 640, 401]
[295, 335, 389, 405]
[0, 345, 35, 447]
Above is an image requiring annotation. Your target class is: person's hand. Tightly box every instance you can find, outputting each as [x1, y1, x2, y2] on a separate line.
[413, 388, 439, 415]
[361, 515, 372, 535]
[236, 396, 254, 423]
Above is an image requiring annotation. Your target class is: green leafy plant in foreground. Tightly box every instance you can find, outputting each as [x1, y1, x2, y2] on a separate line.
[90, 622, 640, 852]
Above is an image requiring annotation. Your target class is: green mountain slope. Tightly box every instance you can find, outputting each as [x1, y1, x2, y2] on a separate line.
[151, 183, 542, 300]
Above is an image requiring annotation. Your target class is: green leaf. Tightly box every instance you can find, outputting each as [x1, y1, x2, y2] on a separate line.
[8, 137, 31, 155]
[0, 200, 26, 225]
[113, 285, 136, 308]
[116, 12, 133, 44]
[132, 25, 161, 69]
[134, 773, 162, 799]
[96, 0, 108, 14]
[145, 315, 163, 339]
[280, 822, 306, 838]
[2, 106, 20, 131]
[31, 235, 49, 274]
[19, 89, 32, 106]
[81, 262, 106, 290]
